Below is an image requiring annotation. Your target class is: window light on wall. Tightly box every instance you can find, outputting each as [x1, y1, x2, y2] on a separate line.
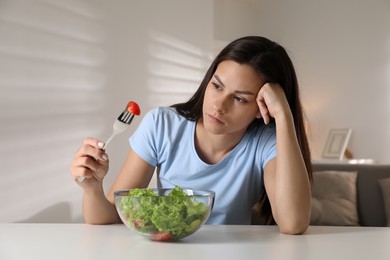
[146, 30, 213, 107]
[0, 0, 107, 222]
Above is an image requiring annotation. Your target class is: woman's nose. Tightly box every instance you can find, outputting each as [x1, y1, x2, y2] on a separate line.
[213, 96, 228, 113]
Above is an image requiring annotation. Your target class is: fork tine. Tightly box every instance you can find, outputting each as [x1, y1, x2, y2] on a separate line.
[118, 110, 135, 124]
[125, 114, 135, 124]
[123, 112, 130, 121]
[118, 111, 130, 121]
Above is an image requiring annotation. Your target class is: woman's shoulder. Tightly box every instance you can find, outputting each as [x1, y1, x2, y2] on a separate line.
[151, 106, 178, 114]
[147, 106, 182, 119]
[245, 122, 277, 148]
[249, 122, 276, 136]
[145, 106, 189, 126]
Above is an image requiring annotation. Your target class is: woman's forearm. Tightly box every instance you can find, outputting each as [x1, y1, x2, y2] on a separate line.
[82, 186, 120, 224]
[273, 113, 311, 234]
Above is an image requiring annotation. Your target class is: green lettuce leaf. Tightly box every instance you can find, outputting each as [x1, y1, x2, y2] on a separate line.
[120, 186, 209, 238]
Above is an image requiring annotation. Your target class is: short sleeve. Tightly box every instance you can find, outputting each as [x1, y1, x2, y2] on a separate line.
[129, 108, 159, 166]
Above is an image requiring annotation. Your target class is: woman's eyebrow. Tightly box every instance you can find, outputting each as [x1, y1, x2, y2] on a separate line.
[213, 74, 225, 87]
[213, 74, 256, 95]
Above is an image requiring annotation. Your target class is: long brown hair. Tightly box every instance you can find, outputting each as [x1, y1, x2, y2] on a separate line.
[171, 36, 312, 225]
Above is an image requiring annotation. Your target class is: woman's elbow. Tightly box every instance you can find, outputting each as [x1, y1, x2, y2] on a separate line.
[279, 223, 308, 235]
[277, 216, 310, 235]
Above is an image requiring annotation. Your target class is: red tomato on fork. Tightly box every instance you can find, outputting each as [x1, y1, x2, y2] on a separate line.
[126, 101, 141, 116]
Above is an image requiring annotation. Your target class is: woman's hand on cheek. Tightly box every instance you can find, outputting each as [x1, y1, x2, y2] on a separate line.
[256, 83, 289, 124]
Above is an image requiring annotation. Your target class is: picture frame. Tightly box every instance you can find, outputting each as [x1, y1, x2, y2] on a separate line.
[322, 128, 352, 160]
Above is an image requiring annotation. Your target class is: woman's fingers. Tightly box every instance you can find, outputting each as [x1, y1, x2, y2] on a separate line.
[78, 138, 108, 163]
[258, 101, 270, 125]
[257, 83, 288, 124]
[257, 84, 272, 124]
[71, 137, 109, 183]
[83, 137, 105, 149]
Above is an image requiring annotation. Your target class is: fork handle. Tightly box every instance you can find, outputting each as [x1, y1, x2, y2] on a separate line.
[103, 133, 115, 150]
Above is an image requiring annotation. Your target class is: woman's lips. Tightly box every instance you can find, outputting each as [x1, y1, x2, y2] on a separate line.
[207, 113, 224, 124]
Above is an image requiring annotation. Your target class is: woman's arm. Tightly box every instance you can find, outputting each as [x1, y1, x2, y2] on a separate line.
[85, 149, 155, 224]
[106, 149, 155, 204]
[257, 83, 311, 234]
[71, 138, 155, 224]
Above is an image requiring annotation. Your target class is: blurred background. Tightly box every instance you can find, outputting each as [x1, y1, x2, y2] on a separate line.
[0, 0, 389, 223]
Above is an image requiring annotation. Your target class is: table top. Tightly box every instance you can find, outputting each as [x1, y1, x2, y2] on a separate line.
[1, 223, 389, 260]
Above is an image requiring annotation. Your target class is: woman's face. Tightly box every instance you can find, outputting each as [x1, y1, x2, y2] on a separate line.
[202, 60, 265, 137]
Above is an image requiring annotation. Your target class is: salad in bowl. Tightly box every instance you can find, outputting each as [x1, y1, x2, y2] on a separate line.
[114, 186, 215, 241]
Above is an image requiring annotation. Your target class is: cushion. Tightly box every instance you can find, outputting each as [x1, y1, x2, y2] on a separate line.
[378, 178, 390, 227]
[310, 171, 359, 226]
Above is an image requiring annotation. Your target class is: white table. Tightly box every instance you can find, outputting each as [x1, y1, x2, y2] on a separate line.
[1, 224, 389, 260]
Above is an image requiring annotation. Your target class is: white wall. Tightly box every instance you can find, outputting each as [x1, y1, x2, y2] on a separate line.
[251, 0, 390, 162]
[0, 0, 108, 223]
[0, 0, 389, 223]
[0, 0, 213, 223]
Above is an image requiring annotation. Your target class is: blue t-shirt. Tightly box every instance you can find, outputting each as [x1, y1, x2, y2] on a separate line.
[129, 107, 276, 224]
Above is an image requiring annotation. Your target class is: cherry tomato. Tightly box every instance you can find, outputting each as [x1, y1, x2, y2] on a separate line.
[152, 232, 172, 241]
[133, 219, 143, 229]
[126, 101, 141, 115]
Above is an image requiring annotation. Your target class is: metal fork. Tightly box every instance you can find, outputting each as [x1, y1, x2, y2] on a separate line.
[103, 110, 136, 149]
[76, 109, 137, 183]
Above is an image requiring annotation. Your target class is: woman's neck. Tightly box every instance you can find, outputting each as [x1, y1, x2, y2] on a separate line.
[194, 118, 245, 164]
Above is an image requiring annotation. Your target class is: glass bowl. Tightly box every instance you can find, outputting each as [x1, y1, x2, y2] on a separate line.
[114, 187, 215, 241]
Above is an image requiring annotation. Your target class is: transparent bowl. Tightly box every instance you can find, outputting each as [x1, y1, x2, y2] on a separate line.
[114, 188, 215, 241]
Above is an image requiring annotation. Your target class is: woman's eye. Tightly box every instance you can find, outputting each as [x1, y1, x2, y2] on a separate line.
[211, 82, 222, 91]
[234, 96, 247, 104]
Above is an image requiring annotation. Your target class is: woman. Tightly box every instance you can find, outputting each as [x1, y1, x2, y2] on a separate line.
[70, 36, 312, 234]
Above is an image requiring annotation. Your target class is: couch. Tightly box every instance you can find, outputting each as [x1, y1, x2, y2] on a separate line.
[311, 162, 390, 227]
